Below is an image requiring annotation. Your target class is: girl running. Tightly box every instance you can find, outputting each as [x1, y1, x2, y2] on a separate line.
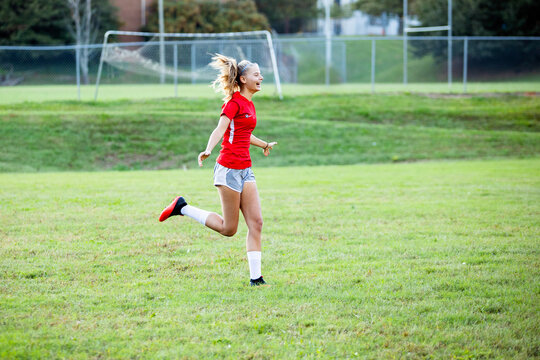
[159, 54, 277, 286]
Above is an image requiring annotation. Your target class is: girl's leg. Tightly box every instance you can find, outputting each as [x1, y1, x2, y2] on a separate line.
[203, 185, 241, 237]
[159, 186, 240, 236]
[240, 182, 263, 251]
[240, 182, 266, 283]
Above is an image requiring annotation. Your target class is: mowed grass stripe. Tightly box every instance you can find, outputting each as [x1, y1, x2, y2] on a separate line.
[2, 93, 538, 132]
[1, 94, 539, 172]
[0, 159, 539, 358]
[1, 112, 538, 171]
[1, 83, 540, 104]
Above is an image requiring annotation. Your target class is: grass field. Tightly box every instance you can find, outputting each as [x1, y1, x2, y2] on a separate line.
[0, 90, 539, 358]
[0, 82, 539, 104]
[1, 160, 539, 359]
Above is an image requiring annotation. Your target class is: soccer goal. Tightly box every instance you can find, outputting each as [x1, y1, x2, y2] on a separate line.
[94, 30, 283, 100]
[403, 0, 452, 87]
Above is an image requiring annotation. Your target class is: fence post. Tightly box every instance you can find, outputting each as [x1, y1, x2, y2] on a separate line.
[191, 43, 196, 85]
[403, 0, 407, 85]
[371, 39, 376, 93]
[247, 43, 252, 60]
[158, 0, 165, 84]
[325, 0, 332, 86]
[341, 41, 347, 83]
[174, 43, 178, 97]
[463, 37, 468, 93]
[448, 0, 452, 90]
[75, 45, 81, 101]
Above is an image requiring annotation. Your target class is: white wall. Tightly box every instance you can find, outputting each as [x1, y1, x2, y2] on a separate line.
[317, 10, 400, 36]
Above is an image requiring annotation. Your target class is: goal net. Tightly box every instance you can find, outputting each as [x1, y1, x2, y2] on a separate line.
[94, 30, 282, 100]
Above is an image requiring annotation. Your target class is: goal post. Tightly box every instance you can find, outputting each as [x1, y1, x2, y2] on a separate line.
[94, 30, 283, 100]
[403, 0, 452, 88]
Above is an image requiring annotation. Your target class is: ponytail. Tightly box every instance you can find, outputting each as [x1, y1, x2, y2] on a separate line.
[210, 53, 253, 102]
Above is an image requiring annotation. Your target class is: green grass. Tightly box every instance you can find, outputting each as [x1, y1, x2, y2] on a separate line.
[1, 159, 539, 359]
[0, 93, 538, 172]
[0, 83, 540, 104]
[0, 91, 538, 357]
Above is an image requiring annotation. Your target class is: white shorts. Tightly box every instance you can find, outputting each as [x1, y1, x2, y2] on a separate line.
[213, 163, 256, 193]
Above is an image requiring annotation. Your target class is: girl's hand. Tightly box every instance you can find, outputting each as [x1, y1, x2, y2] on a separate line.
[263, 142, 277, 157]
[198, 150, 211, 167]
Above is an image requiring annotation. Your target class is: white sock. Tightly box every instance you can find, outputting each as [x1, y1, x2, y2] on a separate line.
[180, 205, 211, 226]
[247, 251, 262, 280]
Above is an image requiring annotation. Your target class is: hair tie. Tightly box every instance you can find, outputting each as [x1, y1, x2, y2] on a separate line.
[238, 62, 251, 75]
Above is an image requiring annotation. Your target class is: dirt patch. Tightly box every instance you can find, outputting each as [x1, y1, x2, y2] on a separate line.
[97, 152, 188, 170]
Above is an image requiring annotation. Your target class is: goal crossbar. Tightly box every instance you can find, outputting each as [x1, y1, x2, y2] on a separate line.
[94, 30, 283, 100]
[405, 25, 451, 33]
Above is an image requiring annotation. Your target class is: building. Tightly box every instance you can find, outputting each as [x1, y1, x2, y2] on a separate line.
[338, 10, 401, 36]
[317, 0, 401, 36]
[110, 0, 154, 32]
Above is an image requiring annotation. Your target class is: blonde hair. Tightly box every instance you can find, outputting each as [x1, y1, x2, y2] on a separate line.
[210, 53, 254, 102]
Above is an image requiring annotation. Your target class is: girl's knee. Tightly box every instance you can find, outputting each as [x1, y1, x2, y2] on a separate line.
[250, 217, 263, 233]
[221, 226, 237, 237]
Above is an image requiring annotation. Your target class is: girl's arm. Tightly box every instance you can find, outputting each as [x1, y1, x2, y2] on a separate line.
[250, 134, 277, 157]
[198, 115, 231, 167]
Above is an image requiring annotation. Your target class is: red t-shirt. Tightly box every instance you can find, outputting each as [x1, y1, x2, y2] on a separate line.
[216, 92, 257, 169]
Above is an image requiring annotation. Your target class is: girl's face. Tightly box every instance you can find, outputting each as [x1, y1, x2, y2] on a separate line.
[240, 64, 263, 93]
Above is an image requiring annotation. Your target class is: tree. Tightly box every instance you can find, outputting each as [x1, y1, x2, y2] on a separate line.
[0, 0, 118, 46]
[354, 0, 539, 69]
[354, 0, 407, 16]
[411, 0, 540, 68]
[0, 0, 72, 45]
[254, 0, 319, 34]
[66, 0, 119, 84]
[143, 0, 269, 34]
[353, 0, 417, 34]
[413, 0, 540, 37]
[67, 0, 91, 84]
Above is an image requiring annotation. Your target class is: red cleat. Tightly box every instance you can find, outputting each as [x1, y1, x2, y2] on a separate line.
[159, 196, 187, 222]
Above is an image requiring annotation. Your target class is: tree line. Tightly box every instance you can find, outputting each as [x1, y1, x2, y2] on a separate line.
[3, 0, 536, 46]
[1, 0, 538, 75]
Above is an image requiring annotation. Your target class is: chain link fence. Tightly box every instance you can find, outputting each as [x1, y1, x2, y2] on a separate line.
[0, 36, 538, 101]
